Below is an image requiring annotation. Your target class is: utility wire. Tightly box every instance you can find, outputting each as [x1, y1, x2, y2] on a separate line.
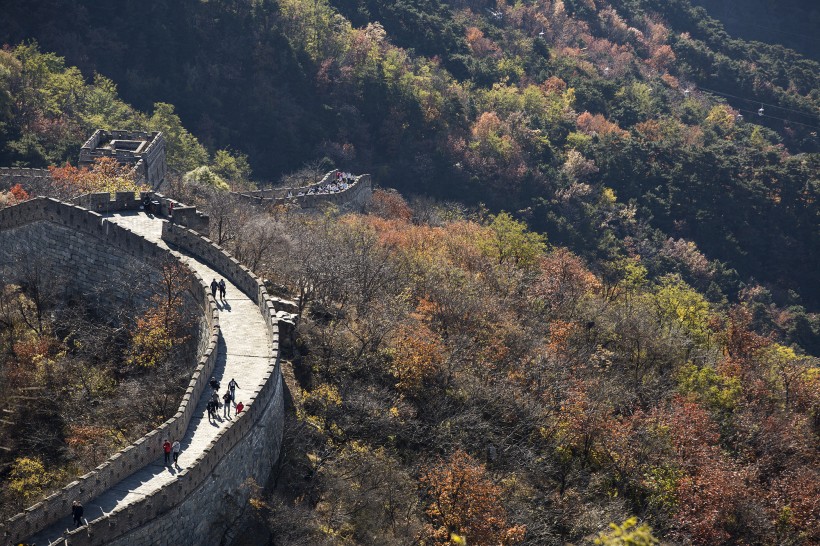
[696, 85, 820, 119]
[734, 107, 820, 132]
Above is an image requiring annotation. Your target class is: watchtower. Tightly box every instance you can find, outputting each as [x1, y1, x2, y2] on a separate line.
[79, 130, 167, 189]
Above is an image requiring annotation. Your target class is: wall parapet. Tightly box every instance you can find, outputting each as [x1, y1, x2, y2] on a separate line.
[236, 169, 339, 200]
[46, 223, 286, 545]
[0, 167, 52, 179]
[73, 191, 209, 235]
[233, 172, 372, 211]
[0, 198, 220, 546]
[161, 221, 295, 337]
[0, 167, 53, 194]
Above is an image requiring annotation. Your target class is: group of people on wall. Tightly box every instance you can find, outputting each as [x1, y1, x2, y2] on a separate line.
[206, 376, 243, 423]
[67, 354, 245, 532]
[287, 171, 357, 198]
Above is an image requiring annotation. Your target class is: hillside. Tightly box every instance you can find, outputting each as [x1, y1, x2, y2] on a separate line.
[2, 1, 819, 322]
[0, 1, 819, 543]
[692, 0, 820, 61]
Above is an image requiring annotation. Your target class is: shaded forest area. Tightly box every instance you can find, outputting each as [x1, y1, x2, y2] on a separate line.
[181, 187, 819, 545]
[0, 0, 818, 539]
[1, 0, 818, 325]
[691, 0, 820, 61]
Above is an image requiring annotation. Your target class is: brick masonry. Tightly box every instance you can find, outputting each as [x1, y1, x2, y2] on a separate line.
[232, 171, 373, 211]
[0, 197, 286, 546]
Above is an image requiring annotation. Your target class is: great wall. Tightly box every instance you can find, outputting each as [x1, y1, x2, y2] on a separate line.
[231, 170, 372, 211]
[0, 192, 294, 545]
[0, 130, 373, 544]
[0, 166, 373, 214]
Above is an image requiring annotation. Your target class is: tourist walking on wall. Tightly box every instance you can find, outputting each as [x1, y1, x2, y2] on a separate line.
[218, 279, 226, 300]
[228, 378, 240, 404]
[209, 376, 220, 391]
[163, 439, 172, 465]
[212, 391, 221, 419]
[72, 500, 84, 528]
[207, 399, 215, 421]
[172, 440, 181, 464]
[236, 401, 244, 415]
[210, 278, 218, 299]
[223, 391, 233, 418]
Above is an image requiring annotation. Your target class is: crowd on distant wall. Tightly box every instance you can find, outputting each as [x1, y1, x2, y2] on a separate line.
[287, 171, 357, 198]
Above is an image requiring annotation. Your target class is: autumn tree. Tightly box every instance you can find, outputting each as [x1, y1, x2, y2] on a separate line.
[532, 248, 600, 318]
[127, 261, 191, 369]
[421, 450, 526, 545]
[481, 212, 546, 270]
[0, 183, 30, 208]
[368, 189, 413, 221]
[389, 320, 446, 396]
[594, 517, 659, 546]
[5, 457, 65, 510]
[662, 397, 764, 544]
[48, 156, 145, 199]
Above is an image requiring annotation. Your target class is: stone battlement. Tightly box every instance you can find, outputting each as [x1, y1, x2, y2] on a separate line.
[0, 167, 53, 195]
[80, 130, 167, 189]
[73, 191, 210, 235]
[0, 198, 220, 545]
[233, 170, 373, 211]
[0, 197, 286, 545]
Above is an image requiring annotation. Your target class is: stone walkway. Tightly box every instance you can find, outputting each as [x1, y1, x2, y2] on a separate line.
[27, 212, 272, 545]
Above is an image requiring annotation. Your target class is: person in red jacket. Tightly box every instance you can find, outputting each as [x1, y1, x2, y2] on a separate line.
[163, 439, 172, 465]
[235, 401, 244, 415]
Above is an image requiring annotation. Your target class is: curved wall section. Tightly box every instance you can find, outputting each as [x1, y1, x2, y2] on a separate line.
[0, 198, 220, 545]
[54, 223, 287, 545]
[0, 198, 286, 546]
[234, 172, 373, 211]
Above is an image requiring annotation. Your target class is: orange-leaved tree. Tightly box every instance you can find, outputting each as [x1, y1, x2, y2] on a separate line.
[0, 184, 30, 208]
[420, 450, 525, 545]
[390, 320, 445, 396]
[49, 156, 145, 199]
[127, 262, 191, 368]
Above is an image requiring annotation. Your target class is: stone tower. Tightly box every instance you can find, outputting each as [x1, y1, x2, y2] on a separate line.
[79, 130, 167, 189]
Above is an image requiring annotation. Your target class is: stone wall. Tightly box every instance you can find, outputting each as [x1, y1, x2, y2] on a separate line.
[0, 198, 221, 546]
[294, 174, 372, 210]
[73, 191, 210, 235]
[233, 172, 372, 212]
[79, 130, 167, 189]
[0, 167, 52, 194]
[50, 223, 287, 546]
[0, 198, 169, 307]
[236, 169, 339, 199]
[0, 198, 286, 545]
[104, 373, 284, 546]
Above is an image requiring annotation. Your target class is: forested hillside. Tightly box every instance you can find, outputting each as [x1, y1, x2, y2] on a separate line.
[2, 0, 819, 321]
[691, 0, 820, 61]
[0, 1, 819, 543]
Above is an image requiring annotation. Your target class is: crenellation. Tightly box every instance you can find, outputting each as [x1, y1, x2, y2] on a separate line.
[232, 170, 372, 211]
[1, 194, 287, 546]
[79, 130, 167, 189]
